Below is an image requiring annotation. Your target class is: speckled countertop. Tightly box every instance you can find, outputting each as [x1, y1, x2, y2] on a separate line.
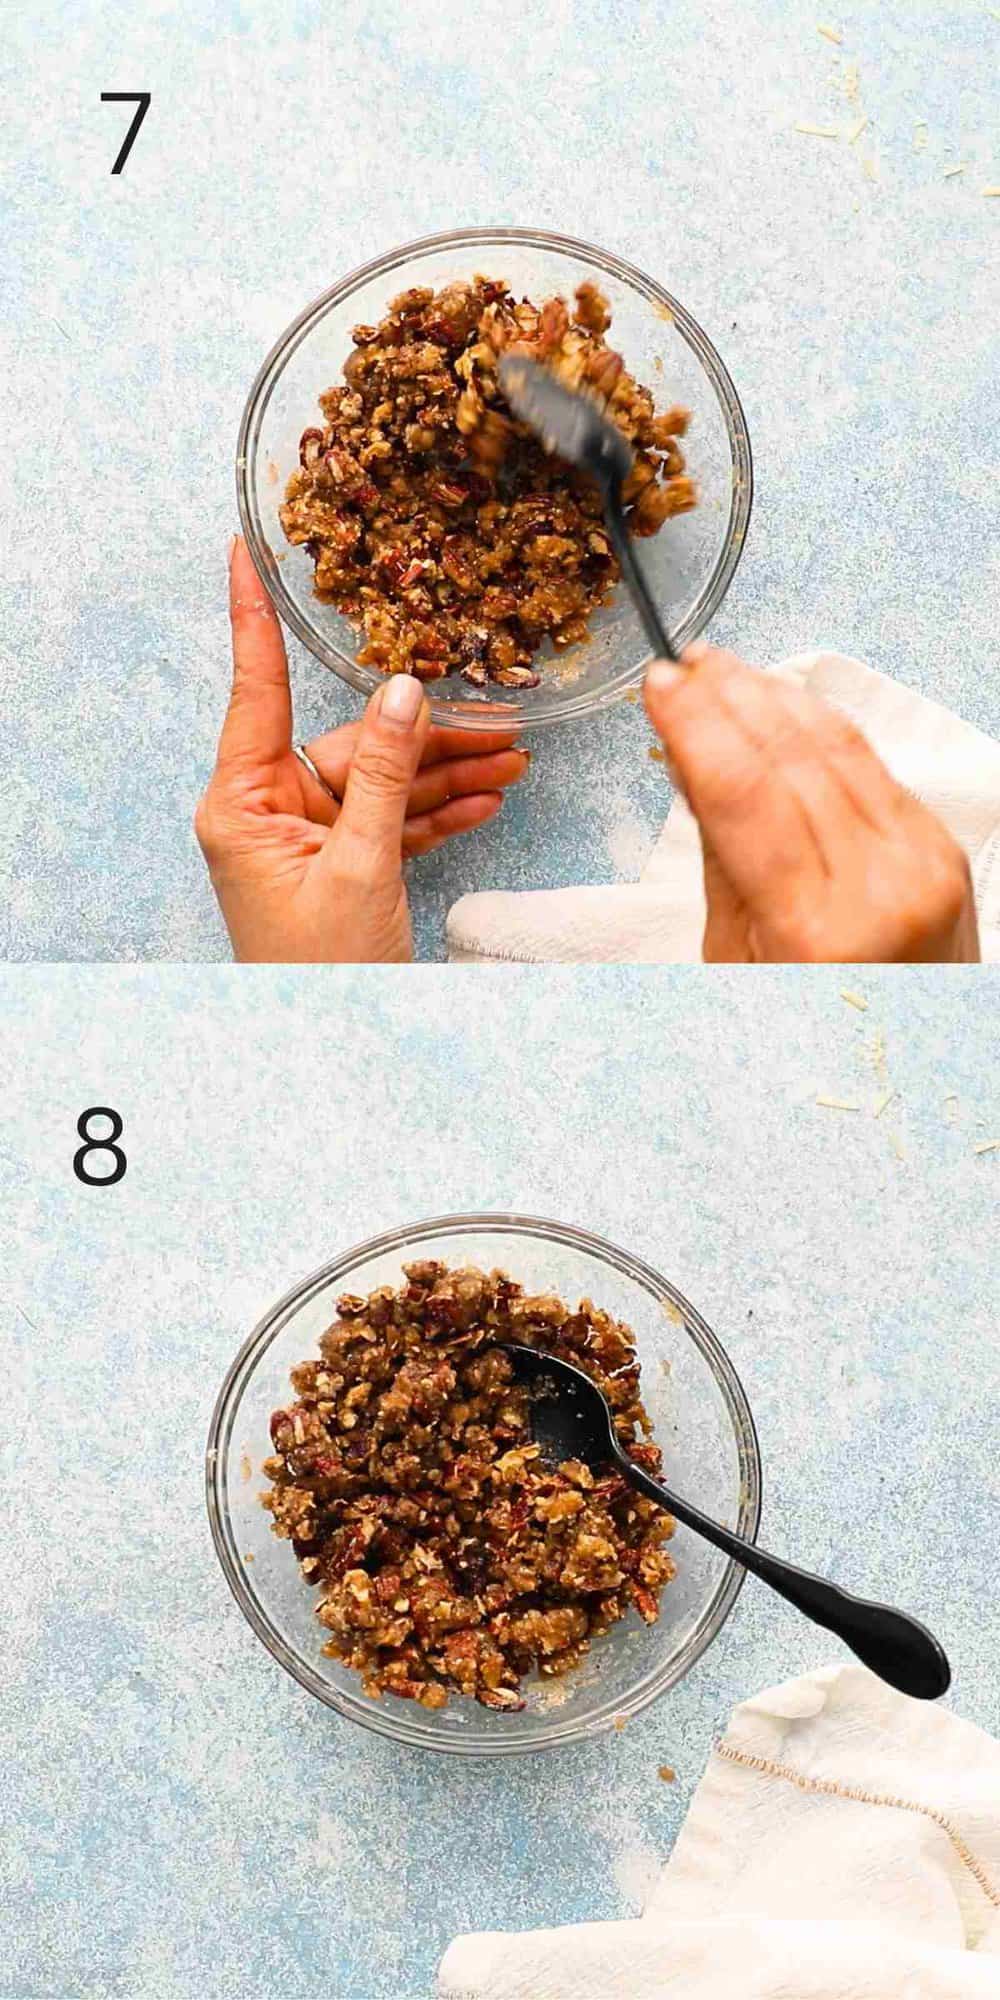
[5, 1, 999, 960]
[3, 967, 1000, 1997]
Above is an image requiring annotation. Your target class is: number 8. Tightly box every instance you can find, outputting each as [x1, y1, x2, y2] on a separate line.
[74, 1107, 127, 1187]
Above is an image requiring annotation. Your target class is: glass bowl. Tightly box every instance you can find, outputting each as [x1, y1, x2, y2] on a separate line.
[237, 228, 753, 733]
[206, 1214, 761, 1756]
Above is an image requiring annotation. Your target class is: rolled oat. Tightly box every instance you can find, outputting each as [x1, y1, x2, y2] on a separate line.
[263, 1262, 676, 1711]
[280, 278, 694, 688]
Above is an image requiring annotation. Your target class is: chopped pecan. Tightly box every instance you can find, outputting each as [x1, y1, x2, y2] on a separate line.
[298, 427, 326, 468]
[280, 275, 695, 687]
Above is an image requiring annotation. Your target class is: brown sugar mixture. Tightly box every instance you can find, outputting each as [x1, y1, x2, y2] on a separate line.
[263, 1262, 676, 1711]
[279, 277, 695, 688]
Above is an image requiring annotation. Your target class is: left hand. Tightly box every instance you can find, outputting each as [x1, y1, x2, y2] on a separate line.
[195, 537, 529, 961]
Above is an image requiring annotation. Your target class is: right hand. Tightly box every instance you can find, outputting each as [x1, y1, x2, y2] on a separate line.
[644, 645, 979, 964]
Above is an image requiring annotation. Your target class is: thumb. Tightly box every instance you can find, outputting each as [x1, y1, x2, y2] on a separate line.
[641, 643, 710, 763]
[700, 835, 751, 961]
[328, 674, 430, 877]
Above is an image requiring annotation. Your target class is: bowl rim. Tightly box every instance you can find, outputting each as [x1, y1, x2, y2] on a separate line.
[236, 226, 754, 733]
[206, 1211, 763, 1757]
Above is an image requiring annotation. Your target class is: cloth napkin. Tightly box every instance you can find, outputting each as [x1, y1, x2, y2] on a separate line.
[437, 1664, 1000, 1999]
[446, 653, 1000, 963]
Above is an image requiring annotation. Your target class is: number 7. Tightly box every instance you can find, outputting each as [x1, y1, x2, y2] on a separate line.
[101, 92, 151, 175]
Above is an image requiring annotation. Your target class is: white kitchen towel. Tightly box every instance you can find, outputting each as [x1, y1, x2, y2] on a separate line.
[437, 1664, 1000, 2000]
[446, 653, 1000, 963]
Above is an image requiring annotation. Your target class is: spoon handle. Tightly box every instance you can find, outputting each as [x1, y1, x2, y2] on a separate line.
[621, 1457, 950, 1701]
[602, 486, 679, 662]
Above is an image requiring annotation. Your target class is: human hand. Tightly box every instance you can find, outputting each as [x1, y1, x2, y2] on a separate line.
[644, 645, 979, 963]
[195, 537, 529, 962]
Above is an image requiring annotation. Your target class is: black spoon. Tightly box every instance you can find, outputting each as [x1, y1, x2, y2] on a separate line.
[502, 1343, 951, 1701]
[497, 351, 680, 662]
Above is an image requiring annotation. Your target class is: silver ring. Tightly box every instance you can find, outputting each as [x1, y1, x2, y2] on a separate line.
[294, 744, 339, 805]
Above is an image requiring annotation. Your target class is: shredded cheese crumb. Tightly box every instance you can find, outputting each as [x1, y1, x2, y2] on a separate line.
[795, 121, 840, 138]
[841, 989, 868, 1011]
[913, 122, 929, 151]
[873, 1090, 896, 1119]
[658, 1764, 677, 1782]
[649, 746, 666, 763]
[816, 1095, 861, 1111]
[974, 1140, 1000, 1155]
[848, 116, 868, 143]
[983, 186, 1000, 197]
[817, 22, 843, 42]
[943, 164, 967, 178]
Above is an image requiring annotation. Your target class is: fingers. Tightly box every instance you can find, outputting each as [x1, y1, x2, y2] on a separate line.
[402, 791, 504, 856]
[644, 646, 979, 963]
[302, 720, 525, 798]
[218, 535, 293, 768]
[694, 660, 902, 846]
[298, 729, 529, 823]
[324, 675, 431, 880]
[644, 647, 828, 913]
[417, 724, 524, 765]
[407, 748, 528, 816]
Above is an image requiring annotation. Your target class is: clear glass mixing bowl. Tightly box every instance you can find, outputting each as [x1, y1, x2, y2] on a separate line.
[237, 229, 753, 732]
[207, 1214, 761, 1756]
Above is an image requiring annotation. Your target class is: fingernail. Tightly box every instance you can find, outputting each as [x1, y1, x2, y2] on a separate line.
[227, 532, 239, 567]
[381, 673, 424, 727]
[646, 659, 685, 697]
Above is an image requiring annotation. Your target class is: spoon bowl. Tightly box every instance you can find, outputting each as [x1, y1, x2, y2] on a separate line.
[497, 352, 635, 487]
[498, 351, 679, 661]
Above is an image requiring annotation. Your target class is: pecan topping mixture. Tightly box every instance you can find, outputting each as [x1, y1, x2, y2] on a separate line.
[263, 1262, 676, 1711]
[279, 278, 694, 687]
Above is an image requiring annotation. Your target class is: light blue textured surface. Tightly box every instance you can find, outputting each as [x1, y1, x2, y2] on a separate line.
[5, 1, 999, 960]
[3, 967, 1000, 1998]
